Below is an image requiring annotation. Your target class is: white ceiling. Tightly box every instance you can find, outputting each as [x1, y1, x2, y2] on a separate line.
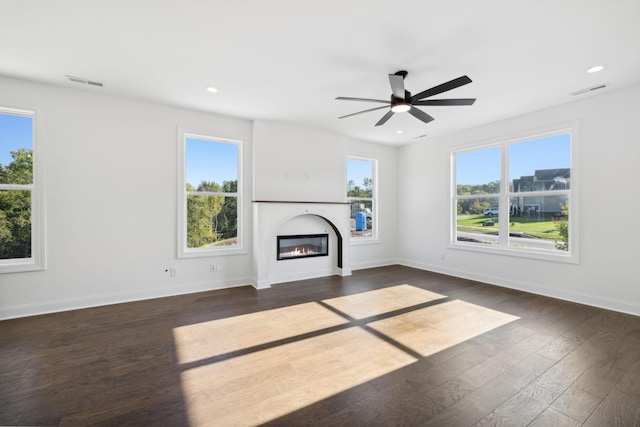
[1, 0, 639, 145]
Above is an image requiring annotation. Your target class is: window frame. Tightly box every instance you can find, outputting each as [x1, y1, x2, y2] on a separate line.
[0, 107, 45, 273]
[177, 127, 243, 258]
[450, 123, 579, 264]
[346, 155, 378, 243]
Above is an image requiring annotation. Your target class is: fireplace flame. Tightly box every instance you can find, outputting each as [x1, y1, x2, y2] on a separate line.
[292, 247, 315, 255]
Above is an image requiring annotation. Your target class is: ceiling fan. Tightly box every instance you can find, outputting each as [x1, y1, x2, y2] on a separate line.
[336, 71, 476, 126]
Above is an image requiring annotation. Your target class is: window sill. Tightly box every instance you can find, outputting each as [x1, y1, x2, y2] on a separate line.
[351, 236, 380, 246]
[449, 241, 579, 264]
[0, 259, 45, 274]
[178, 247, 248, 259]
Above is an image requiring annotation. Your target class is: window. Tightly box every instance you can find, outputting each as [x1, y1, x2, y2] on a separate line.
[347, 157, 377, 240]
[178, 129, 241, 258]
[453, 129, 576, 262]
[0, 108, 44, 272]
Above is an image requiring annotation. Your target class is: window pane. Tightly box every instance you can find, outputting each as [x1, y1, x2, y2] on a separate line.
[347, 157, 376, 240]
[0, 189, 32, 259]
[349, 199, 373, 238]
[185, 138, 238, 191]
[347, 158, 373, 197]
[456, 147, 500, 195]
[509, 134, 570, 193]
[509, 195, 569, 251]
[0, 113, 33, 185]
[456, 198, 499, 245]
[186, 195, 238, 248]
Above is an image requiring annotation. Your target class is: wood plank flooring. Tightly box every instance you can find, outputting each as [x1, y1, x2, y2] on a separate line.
[1, 265, 639, 426]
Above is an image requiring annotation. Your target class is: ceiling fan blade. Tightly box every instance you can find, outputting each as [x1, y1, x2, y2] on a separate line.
[375, 110, 395, 126]
[335, 96, 390, 104]
[338, 105, 389, 119]
[410, 76, 473, 102]
[413, 98, 476, 106]
[388, 74, 405, 99]
[408, 107, 435, 124]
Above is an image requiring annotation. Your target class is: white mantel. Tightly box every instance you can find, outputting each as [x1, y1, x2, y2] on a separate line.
[252, 201, 352, 289]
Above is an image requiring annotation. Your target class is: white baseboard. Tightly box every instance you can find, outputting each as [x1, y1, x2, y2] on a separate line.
[6, 262, 638, 320]
[0, 277, 253, 320]
[350, 258, 397, 271]
[397, 258, 640, 317]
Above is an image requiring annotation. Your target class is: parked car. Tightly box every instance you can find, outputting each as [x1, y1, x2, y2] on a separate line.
[483, 207, 499, 216]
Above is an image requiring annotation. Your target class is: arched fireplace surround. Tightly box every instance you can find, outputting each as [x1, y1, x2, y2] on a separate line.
[252, 201, 352, 288]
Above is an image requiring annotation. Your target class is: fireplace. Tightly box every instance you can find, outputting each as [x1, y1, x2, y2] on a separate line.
[277, 234, 328, 260]
[252, 201, 352, 288]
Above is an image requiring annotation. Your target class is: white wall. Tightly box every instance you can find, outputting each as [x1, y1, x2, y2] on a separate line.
[253, 120, 345, 202]
[397, 84, 640, 316]
[0, 77, 254, 319]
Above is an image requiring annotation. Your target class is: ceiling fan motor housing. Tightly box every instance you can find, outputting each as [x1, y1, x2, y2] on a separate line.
[391, 91, 412, 112]
[336, 71, 475, 126]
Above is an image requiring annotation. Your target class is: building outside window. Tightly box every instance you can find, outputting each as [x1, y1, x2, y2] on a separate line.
[0, 108, 44, 272]
[178, 130, 241, 258]
[347, 156, 377, 240]
[453, 129, 575, 262]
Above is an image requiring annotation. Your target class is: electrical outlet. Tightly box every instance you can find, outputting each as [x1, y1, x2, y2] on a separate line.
[440, 253, 446, 261]
[170, 267, 178, 277]
[216, 262, 224, 271]
[210, 264, 216, 272]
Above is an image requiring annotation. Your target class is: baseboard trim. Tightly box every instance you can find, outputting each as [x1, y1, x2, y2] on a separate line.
[350, 258, 397, 271]
[6, 262, 638, 320]
[397, 258, 640, 317]
[0, 277, 253, 320]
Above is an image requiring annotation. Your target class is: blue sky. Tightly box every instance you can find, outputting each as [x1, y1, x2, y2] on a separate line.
[347, 158, 373, 190]
[456, 133, 571, 185]
[0, 113, 32, 166]
[186, 138, 238, 186]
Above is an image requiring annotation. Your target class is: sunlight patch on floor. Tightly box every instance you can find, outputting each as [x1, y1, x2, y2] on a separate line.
[322, 284, 446, 319]
[368, 299, 520, 357]
[174, 284, 520, 426]
[179, 327, 417, 426]
[172, 302, 348, 364]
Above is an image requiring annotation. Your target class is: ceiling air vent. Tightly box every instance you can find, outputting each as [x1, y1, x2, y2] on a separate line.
[570, 83, 607, 96]
[66, 75, 104, 87]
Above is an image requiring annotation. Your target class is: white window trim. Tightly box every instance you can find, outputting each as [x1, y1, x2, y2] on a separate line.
[0, 106, 45, 273]
[346, 155, 378, 243]
[177, 126, 244, 258]
[450, 122, 579, 264]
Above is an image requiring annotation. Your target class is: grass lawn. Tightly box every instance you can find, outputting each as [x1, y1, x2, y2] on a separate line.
[457, 215, 562, 240]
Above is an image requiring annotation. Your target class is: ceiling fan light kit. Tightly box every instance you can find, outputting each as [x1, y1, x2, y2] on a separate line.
[391, 103, 411, 113]
[336, 70, 476, 127]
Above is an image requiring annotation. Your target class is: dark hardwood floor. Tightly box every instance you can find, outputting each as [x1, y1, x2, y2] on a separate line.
[1, 265, 639, 426]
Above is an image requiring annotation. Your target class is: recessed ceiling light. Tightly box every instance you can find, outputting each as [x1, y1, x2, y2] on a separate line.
[586, 65, 605, 73]
[205, 86, 219, 93]
[396, 130, 403, 134]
